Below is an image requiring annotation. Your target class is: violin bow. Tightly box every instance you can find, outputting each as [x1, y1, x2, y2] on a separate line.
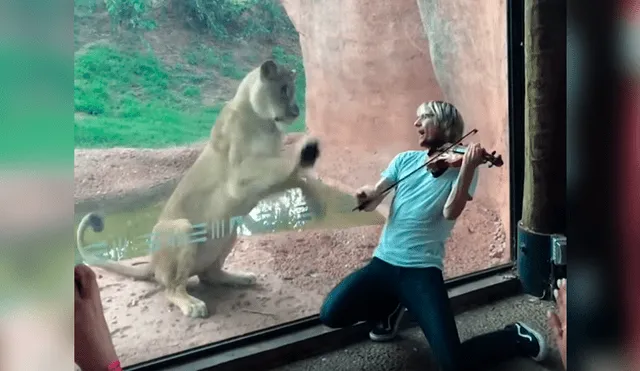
[352, 129, 478, 212]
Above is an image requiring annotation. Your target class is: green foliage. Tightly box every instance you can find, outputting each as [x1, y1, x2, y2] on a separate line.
[183, 86, 201, 98]
[74, 107, 221, 148]
[105, 0, 157, 31]
[75, 46, 170, 114]
[242, 0, 297, 38]
[73, 0, 307, 149]
[93, 0, 297, 40]
[74, 46, 222, 148]
[184, 0, 245, 40]
[182, 45, 247, 79]
[74, 0, 98, 17]
[182, 0, 296, 41]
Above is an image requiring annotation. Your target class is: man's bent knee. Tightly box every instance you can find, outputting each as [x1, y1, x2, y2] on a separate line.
[319, 301, 347, 328]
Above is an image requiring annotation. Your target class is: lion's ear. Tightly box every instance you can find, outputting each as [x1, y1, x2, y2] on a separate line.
[260, 60, 278, 80]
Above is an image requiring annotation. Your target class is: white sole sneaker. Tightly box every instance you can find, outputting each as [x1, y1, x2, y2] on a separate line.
[369, 305, 405, 342]
[516, 322, 549, 362]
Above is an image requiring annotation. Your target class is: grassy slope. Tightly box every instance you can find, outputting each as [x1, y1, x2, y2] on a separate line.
[74, 4, 306, 148]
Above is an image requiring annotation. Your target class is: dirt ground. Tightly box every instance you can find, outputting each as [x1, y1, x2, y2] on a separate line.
[74, 134, 510, 367]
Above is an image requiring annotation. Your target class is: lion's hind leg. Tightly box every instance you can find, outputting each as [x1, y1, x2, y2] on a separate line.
[152, 219, 209, 318]
[197, 233, 257, 287]
[201, 268, 258, 287]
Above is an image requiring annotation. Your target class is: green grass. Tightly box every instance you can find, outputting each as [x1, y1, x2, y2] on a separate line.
[74, 44, 307, 148]
[183, 45, 247, 80]
[74, 45, 223, 147]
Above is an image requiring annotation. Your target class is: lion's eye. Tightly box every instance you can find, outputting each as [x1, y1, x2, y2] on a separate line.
[281, 85, 288, 97]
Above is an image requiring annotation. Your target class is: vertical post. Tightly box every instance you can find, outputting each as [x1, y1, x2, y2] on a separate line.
[517, 0, 567, 299]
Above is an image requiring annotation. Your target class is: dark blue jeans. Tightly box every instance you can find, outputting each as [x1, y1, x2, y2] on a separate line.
[320, 257, 525, 371]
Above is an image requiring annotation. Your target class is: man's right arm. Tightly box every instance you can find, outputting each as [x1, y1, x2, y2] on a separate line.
[357, 152, 404, 212]
[358, 177, 394, 212]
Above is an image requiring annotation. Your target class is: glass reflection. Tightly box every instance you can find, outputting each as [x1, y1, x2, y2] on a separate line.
[74, 0, 511, 366]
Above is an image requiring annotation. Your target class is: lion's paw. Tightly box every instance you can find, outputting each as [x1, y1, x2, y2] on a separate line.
[299, 138, 320, 168]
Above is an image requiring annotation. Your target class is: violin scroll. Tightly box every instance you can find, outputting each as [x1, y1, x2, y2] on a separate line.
[427, 144, 504, 178]
[484, 150, 504, 168]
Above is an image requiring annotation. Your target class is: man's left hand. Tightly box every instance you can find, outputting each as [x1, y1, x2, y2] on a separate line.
[462, 143, 485, 170]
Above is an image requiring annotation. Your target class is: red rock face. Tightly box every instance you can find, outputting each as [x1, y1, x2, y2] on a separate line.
[416, 0, 510, 242]
[282, 0, 445, 154]
[282, 0, 511, 266]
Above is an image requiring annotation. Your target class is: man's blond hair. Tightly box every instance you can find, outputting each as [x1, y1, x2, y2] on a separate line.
[416, 101, 465, 143]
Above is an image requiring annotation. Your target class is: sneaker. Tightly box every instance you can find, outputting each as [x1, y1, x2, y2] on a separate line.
[369, 304, 405, 342]
[506, 322, 549, 362]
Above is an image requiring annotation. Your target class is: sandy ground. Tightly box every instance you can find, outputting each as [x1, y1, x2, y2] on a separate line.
[74, 134, 510, 367]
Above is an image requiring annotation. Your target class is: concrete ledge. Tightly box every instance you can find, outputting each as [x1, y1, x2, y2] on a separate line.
[126, 266, 520, 371]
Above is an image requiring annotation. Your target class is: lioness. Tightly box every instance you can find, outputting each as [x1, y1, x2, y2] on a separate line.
[76, 60, 325, 318]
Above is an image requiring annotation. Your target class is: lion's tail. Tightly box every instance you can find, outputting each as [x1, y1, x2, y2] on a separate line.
[76, 212, 154, 280]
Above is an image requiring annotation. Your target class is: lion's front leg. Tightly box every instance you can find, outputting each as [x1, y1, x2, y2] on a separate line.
[288, 176, 327, 221]
[227, 138, 320, 200]
[227, 156, 296, 200]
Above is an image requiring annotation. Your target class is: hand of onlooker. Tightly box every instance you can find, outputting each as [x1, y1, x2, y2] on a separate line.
[547, 278, 567, 370]
[74, 264, 119, 371]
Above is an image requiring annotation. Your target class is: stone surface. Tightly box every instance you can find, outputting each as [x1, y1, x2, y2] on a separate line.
[417, 0, 511, 238]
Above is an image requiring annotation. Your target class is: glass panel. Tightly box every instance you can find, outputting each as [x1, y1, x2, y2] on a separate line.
[74, 0, 510, 366]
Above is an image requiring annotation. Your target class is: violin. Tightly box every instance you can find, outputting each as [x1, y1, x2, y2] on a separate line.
[352, 129, 503, 212]
[426, 144, 504, 178]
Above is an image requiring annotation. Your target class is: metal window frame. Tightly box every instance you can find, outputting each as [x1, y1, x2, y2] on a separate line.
[508, 0, 525, 263]
[124, 0, 525, 369]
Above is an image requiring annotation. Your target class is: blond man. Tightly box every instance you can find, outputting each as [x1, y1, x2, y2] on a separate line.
[319, 101, 549, 371]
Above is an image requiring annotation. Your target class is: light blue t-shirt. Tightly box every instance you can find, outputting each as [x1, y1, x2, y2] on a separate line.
[373, 150, 479, 270]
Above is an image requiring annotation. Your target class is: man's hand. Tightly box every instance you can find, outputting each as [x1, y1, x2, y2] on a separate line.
[75, 264, 119, 371]
[461, 143, 485, 171]
[443, 144, 480, 219]
[355, 178, 394, 212]
[548, 278, 567, 370]
[355, 185, 376, 203]
[355, 184, 381, 212]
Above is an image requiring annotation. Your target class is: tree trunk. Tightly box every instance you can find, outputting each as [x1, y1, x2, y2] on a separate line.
[521, 0, 566, 234]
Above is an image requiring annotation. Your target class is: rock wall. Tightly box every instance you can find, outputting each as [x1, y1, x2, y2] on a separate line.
[282, 0, 511, 253]
[282, 0, 444, 154]
[416, 0, 510, 242]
